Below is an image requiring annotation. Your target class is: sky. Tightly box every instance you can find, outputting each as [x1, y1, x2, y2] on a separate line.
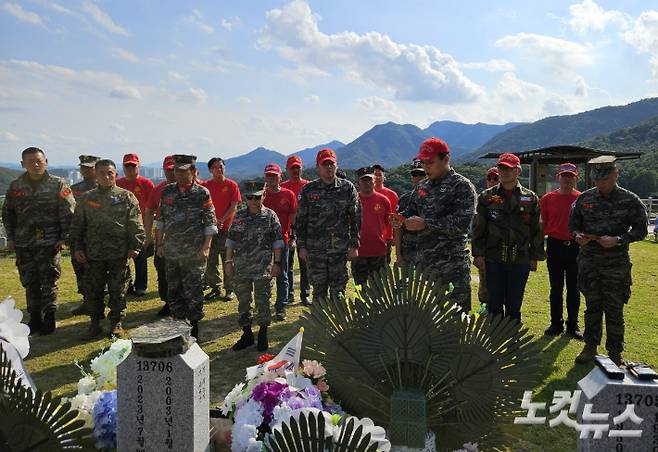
[1, 0, 658, 165]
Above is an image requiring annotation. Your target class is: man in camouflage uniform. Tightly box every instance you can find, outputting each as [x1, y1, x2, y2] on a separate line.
[2, 147, 75, 335]
[69, 159, 144, 339]
[472, 153, 545, 322]
[570, 156, 648, 366]
[70, 155, 100, 317]
[395, 159, 425, 265]
[155, 155, 217, 340]
[296, 148, 360, 304]
[476, 167, 500, 309]
[226, 181, 283, 352]
[397, 138, 477, 312]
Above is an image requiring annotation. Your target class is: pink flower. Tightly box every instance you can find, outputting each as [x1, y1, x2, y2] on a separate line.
[302, 360, 326, 379]
[316, 379, 329, 392]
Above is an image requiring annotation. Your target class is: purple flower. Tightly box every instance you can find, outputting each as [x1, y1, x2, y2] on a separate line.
[287, 396, 306, 410]
[92, 390, 117, 450]
[252, 383, 268, 402]
[303, 386, 321, 400]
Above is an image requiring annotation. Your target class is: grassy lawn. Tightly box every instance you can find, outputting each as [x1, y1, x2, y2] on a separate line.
[1, 238, 656, 451]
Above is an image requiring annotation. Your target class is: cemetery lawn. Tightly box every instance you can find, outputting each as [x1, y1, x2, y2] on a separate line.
[1, 238, 656, 451]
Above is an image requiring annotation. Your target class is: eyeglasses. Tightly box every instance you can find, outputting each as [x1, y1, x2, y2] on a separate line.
[246, 195, 262, 201]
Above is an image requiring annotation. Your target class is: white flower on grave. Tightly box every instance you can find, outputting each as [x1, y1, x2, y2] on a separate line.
[234, 399, 264, 427]
[284, 371, 313, 391]
[90, 339, 132, 389]
[334, 415, 390, 452]
[231, 399, 264, 452]
[231, 423, 258, 452]
[245, 438, 263, 452]
[220, 382, 245, 416]
[0, 297, 31, 358]
[109, 338, 132, 357]
[77, 375, 97, 395]
[271, 402, 295, 429]
[69, 390, 103, 428]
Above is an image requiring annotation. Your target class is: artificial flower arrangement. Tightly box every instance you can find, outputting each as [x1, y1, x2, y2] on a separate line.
[67, 338, 132, 450]
[219, 330, 390, 452]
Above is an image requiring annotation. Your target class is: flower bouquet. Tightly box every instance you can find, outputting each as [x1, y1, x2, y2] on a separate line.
[67, 338, 132, 450]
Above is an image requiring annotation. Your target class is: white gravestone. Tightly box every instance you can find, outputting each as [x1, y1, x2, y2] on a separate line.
[577, 366, 658, 452]
[117, 320, 210, 452]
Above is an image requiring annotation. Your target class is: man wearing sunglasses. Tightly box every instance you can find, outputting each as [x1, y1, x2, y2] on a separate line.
[296, 148, 360, 304]
[226, 181, 284, 352]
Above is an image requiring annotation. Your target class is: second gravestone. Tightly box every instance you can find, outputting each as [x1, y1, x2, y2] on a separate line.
[117, 319, 210, 452]
[577, 365, 658, 452]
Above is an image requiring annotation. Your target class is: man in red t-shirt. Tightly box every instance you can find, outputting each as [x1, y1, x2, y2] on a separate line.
[540, 162, 583, 340]
[263, 163, 297, 320]
[116, 153, 155, 296]
[373, 164, 398, 262]
[202, 157, 241, 301]
[143, 155, 176, 315]
[281, 155, 311, 305]
[352, 166, 391, 285]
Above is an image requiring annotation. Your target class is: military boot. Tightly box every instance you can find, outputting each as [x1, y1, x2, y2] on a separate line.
[84, 319, 103, 340]
[575, 343, 597, 364]
[232, 326, 254, 351]
[41, 311, 56, 335]
[71, 304, 87, 316]
[110, 321, 125, 338]
[257, 325, 269, 352]
[27, 313, 42, 336]
[609, 352, 625, 367]
[190, 320, 199, 341]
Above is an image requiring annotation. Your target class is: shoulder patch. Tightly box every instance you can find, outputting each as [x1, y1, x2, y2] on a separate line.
[60, 187, 72, 199]
[202, 199, 213, 209]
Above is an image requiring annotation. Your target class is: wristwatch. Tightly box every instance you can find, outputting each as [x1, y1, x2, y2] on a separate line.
[616, 236, 623, 246]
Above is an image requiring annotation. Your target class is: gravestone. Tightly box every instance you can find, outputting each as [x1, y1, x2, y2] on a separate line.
[117, 319, 210, 452]
[577, 366, 658, 451]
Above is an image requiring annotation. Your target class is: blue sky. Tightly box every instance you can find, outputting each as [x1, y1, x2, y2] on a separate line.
[1, 0, 658, 165]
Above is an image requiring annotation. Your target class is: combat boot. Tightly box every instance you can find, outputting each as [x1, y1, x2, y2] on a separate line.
[575, 343, 597, 364]
[41, 311, 56, 335]
[191, 320, 199, 340]
[27, 313, 42, 336]
[71, 304, 87, 316]
[609, 352, 625, 367]
[84, 319, 103, 340]
[157, 303, 170, 317]
[257, 325, 269, 352]
[232, 326, 254, 351]
[110, 321, 125, 338]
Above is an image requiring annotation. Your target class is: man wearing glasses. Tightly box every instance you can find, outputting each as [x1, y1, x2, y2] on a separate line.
[296, 148, 361, 304]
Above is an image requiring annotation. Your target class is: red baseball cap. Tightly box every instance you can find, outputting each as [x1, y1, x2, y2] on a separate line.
[264, 163, 282, 175]
[286, 155, 302, 168]
[557, 162, 578, 177]
[316, 148, 337, 165]
[162, 155, 175, 171]
[417, 137, 449, 160]
[486, 167, 499, 178]
[497, 153, 521, 169]
[123, 153, 140, 165]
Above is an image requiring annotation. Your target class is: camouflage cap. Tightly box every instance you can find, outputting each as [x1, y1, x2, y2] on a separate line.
[78, 155, 101, 167]
[242, 180, 265, 197]
[173, 154, 197, 170]
[356, 166, 375, 179]
[589, 155, 617, 180]
[410, 159, 425, 175]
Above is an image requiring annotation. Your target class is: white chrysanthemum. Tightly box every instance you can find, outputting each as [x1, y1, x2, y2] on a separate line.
[234, 399, 264, 427]
[0, 297, 30, 358]
[231, 423, 258, 452]
[219, 382, 245, 415]
[77, 375, 97, 395]
[245, 438, 263, 452]
[271, 402, 295, 429]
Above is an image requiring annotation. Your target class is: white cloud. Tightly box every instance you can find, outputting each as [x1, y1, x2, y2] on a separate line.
[110, 86, 143, 100]
[461, 59, 516, 72]
[542, 95, 573, 116]
[281, 65, 330, 84]
[184, 9, 214, 34]
[167, 71, 186, 81]
[220, 16, 241, 31]
[111, 47, 139, 63]
[110, 123, 125, 132]
[304, 94, 320, 103]
[568, 0, 629, 35]
[623, 10, 658, 54]
[1, 3, 45, 27]
[0, 130, 19, 142]
[28, 0, 73, 15]
[650, 55, 658, 79]
[237, 96, 252, 104]
[82, 1, 129, 36]
[258, 0, 483, 103]
[495, 72, 545, 103]
[355, 96, 403, 121]
[175, 87, 207, 104]
[495, 32, 594, 74]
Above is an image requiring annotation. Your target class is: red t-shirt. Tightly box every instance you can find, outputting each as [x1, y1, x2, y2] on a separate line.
[116, 175, 155, 220]
[358, 192, 392, 257]
[263, 187, 297, 244]
[146, 180, 170, 211]
[281, 178, 308, 198]
[202, 178, 241, 232]
[376, 186, 398, 240]
[540, 189, 581, 241]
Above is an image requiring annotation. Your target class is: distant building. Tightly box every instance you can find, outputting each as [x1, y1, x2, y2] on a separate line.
[67, 169, 82, 184]
[142, 167, 164, 181]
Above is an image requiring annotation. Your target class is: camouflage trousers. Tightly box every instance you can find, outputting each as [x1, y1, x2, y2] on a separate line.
[167, 256, 206, 322]
[15, 246, 61, 316]
[205, 231, 233, 292]
[351, 256, 387, 286]
[477, 267, 488, 304]
[234, 277, 273, 327]
[578, 252, 632, 353]
[307, 251, 349, 302]
[71, 255, 87, 297]
[86, 258, 128, 323]
[422, 254, 472, 313]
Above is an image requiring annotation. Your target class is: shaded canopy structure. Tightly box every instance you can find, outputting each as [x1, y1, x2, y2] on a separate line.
[479, 145, 642, 195]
